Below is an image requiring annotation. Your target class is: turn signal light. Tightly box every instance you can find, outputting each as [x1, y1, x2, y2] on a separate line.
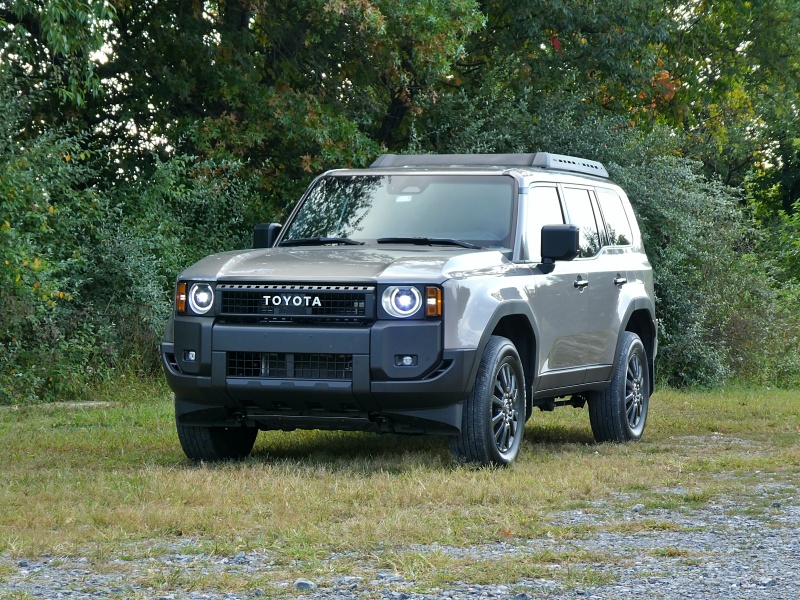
[426, 286, 442, 317]
[176, 282, 187, 314]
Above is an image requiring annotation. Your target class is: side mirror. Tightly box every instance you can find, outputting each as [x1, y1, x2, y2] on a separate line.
[253, 223, 282, 249]
[539, 224, 580, 273]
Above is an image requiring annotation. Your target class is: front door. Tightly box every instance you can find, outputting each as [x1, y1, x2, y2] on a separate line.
[524, 185, 589, 392]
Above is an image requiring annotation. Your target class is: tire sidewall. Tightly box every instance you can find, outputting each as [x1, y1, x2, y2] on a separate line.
[618, 333, 649, 440]
[481, 337, 526, 465]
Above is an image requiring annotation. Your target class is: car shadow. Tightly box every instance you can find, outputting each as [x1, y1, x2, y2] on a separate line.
[234, 421, 597, 472]
[523, 421, 596, 446]
[248, 429, 455, 472]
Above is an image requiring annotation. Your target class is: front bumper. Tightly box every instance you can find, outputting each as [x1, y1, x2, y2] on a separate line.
[162, 319, 477, 435]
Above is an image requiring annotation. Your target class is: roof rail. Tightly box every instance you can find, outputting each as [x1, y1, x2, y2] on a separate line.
[369, 152, 608, 178]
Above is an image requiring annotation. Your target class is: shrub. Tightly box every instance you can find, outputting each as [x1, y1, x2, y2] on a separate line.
[0, 69, 255, 403]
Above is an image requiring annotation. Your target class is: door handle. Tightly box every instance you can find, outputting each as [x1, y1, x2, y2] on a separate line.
[574, 276, 589, 289]
[613, 275, 628, 286]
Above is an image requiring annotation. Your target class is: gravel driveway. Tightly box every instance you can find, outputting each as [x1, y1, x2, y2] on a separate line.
[3, 482, 798, 599]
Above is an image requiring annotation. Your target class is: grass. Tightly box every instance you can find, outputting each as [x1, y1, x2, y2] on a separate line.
[1, 381, 799, 594]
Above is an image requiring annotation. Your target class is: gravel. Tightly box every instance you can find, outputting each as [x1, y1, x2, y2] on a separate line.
[3, 487, 799, 599]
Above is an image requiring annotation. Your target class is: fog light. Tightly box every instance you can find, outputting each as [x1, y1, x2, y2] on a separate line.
[395, 354, 418, 367]
[184, 350, 197, 362]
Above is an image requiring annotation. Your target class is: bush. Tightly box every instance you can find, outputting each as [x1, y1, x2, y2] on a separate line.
[0, 70, 255, 403]
[0, 77, 111, 403]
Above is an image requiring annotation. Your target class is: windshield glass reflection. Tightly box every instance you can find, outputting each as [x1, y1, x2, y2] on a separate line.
[284, 175, 516, 249]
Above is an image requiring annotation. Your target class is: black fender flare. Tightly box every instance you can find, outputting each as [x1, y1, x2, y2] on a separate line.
[464, 300, 540, 395]
[614, 296, 657, 394]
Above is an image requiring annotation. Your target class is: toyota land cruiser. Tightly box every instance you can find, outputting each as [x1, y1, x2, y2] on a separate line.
[161, 152, 657, 466]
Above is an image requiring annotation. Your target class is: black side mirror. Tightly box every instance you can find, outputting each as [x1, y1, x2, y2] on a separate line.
[539, 224, 580, 273]
[253, 223, 282, 248]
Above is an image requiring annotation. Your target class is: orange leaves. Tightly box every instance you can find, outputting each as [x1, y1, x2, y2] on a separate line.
[653, 70, 677, 103]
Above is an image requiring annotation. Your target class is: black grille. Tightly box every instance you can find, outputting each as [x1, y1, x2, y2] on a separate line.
[227, 352, 353, 380]
[219, 284, 374, 322]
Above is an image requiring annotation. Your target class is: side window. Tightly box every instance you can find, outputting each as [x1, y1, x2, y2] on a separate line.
[596, 188, 633, 246]
[524, 186, 564, 261]
[563, 187, 603, 257]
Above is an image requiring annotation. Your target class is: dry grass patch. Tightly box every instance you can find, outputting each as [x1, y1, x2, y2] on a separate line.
[1, 380, 799, 591]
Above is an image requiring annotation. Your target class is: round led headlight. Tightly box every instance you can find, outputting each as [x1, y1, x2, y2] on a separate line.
[382, 286, 422, 318]
[188, 283, 214, 314]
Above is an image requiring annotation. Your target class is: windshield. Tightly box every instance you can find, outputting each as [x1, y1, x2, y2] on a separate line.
[282, 174, 516, 248]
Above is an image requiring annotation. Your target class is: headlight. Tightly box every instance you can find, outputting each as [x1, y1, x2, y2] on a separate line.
[188, 283, 214, 314]
[382, 286, 422, 318]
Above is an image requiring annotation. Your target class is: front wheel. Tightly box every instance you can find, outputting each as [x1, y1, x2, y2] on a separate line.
[451, 336, 526, 466]
[176, 421, 258, 462]
[588, 331, 650, 443]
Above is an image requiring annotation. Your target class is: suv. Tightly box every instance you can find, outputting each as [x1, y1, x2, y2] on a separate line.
[162, 152, 657, 466]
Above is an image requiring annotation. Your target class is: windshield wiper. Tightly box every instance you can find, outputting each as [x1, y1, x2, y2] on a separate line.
[279, 237, 364, 246]
[377, 237, 482, 249]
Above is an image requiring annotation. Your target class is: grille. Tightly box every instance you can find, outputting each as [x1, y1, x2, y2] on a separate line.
[227, 352, 353, 380]
[219, 284, 374, 321]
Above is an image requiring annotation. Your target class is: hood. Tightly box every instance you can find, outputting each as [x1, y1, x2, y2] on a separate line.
[179, 246, 515, 283]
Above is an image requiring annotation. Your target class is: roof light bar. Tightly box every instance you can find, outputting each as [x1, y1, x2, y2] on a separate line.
[530, 152, 609, 178]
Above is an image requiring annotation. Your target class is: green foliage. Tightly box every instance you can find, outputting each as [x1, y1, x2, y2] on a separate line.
[0, 68, 255, 404]
[92, 0, 483, 207]
[663, 0, 800, 211]
[0, 73, 105, 402]
[0, 0, 114, 108]
[3, 0, 800, 399]
[79, 155, 256, 375]
[463, 0, 673, 109]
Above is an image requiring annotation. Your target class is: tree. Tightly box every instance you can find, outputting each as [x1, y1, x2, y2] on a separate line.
[662, 0, 800, 204]
[0, 0, 113, 111]
[4, 0, 800, 398]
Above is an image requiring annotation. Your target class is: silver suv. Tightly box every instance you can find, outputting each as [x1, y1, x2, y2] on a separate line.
[162, 153, 657, 466]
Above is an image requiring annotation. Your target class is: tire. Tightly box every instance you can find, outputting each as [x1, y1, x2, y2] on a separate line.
[176, 420, 258, 462]
[451, 336, 526, 466]
[589, 331, 649, 443]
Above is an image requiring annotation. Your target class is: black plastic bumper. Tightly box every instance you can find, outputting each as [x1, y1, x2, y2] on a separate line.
[162, 320, 477, 435]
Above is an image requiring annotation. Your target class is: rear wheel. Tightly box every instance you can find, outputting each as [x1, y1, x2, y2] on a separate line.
[176, 421, 258, 461]
[589, 331, 649, 443]
[452, 336, 526, 466]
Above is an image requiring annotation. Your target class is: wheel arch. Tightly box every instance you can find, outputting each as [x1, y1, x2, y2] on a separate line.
[469, 302, 538, 418]
[622, 305, 657, 395]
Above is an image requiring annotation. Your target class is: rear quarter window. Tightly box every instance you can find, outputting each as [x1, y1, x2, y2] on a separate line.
[596, 188, 633, 246]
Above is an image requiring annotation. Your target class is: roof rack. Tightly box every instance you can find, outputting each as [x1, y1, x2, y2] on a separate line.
[369, 153, 537, 168]
[369, 152, 608, 178]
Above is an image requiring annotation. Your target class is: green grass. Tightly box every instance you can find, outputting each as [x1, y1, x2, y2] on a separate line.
[1, 381, 799, 593]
